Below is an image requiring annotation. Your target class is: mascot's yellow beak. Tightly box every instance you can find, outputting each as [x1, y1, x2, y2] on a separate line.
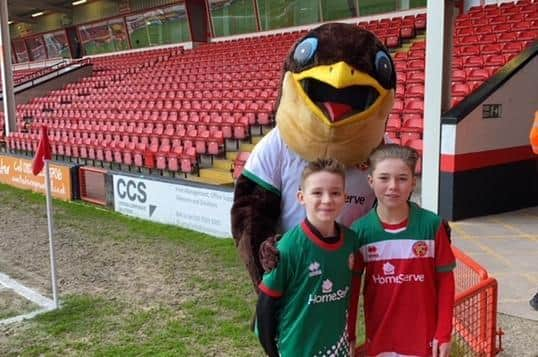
[291, 61, 390, 127]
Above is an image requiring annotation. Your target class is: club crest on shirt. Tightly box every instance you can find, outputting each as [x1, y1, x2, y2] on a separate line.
[412, 241, 428, 257]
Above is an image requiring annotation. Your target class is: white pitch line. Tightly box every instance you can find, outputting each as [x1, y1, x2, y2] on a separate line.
[0, 306, 56, 325]
[0, 272, 55, 309]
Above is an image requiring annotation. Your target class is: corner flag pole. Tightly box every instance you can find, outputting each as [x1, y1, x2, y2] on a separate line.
[32, 126, 59, 309]
[44, 159, 59, 309]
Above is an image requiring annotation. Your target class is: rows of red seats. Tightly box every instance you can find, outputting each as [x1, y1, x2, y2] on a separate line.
[358, 13, 426, 48]
[386, 0, 537, 150]
[0, 68, 41, 92]
[9, 34, 290, 174]
[5, 4, 536, 176]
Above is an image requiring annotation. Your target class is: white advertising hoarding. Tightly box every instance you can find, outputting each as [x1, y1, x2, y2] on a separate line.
[112, 174, 233, 238]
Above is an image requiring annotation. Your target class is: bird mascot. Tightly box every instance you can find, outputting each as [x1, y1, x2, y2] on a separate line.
[231, 23, 396, 289]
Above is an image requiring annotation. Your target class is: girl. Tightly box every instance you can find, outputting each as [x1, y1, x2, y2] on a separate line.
[350, 144, 455, 357]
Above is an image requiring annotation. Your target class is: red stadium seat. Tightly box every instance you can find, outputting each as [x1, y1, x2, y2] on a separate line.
[466, 68, 490, 81]
[497, 32, 518, 42]
[488, 15, 507, 26]
[519, 29, 538, 42]
[123, 150, 133, 166]
[452, 69, 467, 82]
[406, 59, 425, 71]
[392, 99, 404, 114]
[502, 41, 524, 55]
[452, 83, 471, 97]
[180, 147, 197, 175]
[386, 114, 402, 133]
[232, 152, 250, 180]
[405, 83, 424, 98]
[403, 99, 424, 114]
[415, 14, 426, 31]
[395, 84, 405, 98]
[478, 33, 497, 45]
[400, 26, 415, 39]
[481, 43, 502, 55]
[408, 48, 425, 59]
[463, 55, 484, 68]
[457, 46, 480, 56]
[483, 54, 506, 69]
[386, 35, 400, 48]
[492, 23, 512, 33]
[451, 96, 465, 107]
[156, 152, 167, 170]
[461, 35, 479, 45]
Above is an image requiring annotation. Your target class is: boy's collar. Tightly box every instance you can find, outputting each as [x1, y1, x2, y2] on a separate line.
[304, 218, 340, 241]
[301, 219, 344, 251]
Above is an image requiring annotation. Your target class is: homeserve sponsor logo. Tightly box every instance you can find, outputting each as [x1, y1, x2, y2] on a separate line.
[307, 279, 349, 305]
[372, 262, 425, 285]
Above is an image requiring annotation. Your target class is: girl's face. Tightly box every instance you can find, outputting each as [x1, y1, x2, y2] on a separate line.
[368, 158, 416, 210]
[297, 171, 346, 230]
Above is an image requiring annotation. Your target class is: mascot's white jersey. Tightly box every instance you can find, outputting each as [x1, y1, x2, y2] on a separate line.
[243, 128, 376, 232]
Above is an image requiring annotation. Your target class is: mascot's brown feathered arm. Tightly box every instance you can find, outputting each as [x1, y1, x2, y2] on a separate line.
[231, 175, 281, 290]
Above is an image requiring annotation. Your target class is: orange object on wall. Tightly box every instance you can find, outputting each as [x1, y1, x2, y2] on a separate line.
[0, 155, 73, 201]
[531, 111, 538, 154]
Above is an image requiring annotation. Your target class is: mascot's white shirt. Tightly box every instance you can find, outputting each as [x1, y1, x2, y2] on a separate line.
[243, 128, 376, 232]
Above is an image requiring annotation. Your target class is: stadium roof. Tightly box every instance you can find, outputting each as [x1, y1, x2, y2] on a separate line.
[7, 0, 72, 24]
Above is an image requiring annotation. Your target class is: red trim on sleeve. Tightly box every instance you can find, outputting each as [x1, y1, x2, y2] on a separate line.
[301, 221, 344, 251]
[258, 283, 282, 298]
[434, 271, 455, 343]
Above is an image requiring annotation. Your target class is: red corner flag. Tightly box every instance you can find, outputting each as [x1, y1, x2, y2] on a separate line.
[32, 126, 52, 175]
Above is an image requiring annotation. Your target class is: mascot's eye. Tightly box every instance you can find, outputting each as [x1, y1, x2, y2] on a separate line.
[374, 51, 395, 88]
[293, 37, 318, 66]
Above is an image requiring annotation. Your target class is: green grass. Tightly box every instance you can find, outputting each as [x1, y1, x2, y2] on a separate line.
[21, 293, 254, 356]
[0, 182, 258, 356]
[0, 182, 367, 355]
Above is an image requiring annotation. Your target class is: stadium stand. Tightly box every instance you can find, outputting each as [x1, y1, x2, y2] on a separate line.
[0, 69, 38, 92]
[3, 1, 537, 184]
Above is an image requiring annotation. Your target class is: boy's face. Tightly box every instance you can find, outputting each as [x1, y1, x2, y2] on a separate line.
[368, 158, 416, 210]
[297, 171, 346, 228]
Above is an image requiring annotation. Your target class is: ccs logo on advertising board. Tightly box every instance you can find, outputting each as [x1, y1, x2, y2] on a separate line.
[117, 178, 147, 203]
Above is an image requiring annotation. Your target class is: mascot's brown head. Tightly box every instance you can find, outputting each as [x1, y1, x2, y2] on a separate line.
[276, 23, 396, 167]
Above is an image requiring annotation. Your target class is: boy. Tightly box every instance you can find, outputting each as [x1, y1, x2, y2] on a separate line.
[256, 158, 360, 357]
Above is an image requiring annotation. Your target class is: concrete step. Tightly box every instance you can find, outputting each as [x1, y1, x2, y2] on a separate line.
[186, 174, 234, 186]
[198, 167, 234, 183]
[252, 135, 263, 145]
[212, 158, 233, 171]
[227, 151, 239, 161]
[398, 43, 412, 52]
[239, 143, 255, 152]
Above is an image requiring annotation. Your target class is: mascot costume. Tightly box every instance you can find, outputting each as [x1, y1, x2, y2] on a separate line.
[231, 23, 396, 288]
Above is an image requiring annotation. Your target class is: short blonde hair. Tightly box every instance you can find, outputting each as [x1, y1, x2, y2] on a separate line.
[301, 158, 346, 188]
[368, 144, 419, 174]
